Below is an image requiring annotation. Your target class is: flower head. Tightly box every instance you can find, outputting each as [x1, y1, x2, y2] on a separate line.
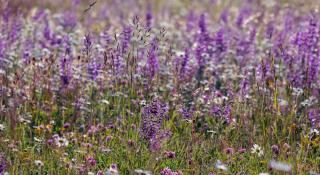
[251, 144, 264, 157]
[34, 160, 44, 167]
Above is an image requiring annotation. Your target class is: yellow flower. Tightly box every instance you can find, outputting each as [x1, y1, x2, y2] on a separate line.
[46, 124, 53, 132]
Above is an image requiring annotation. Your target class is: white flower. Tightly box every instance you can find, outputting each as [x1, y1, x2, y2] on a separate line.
[55, 137, 69, 147]
[134, 169, 152, 175]
[34, 160, 44, 167]
[87, 172, 95, 175]
[215, 160, 228, 171]
[18, 117, 31, 124]
[259, 173, 270, 175]
[140, 100, 146, 106]
[34, 137, 43, 143]
[50, 120, 55, 125]
[292, 87, 303, 96]
[100, 99, 110, 105]
[310, 128, 320, 136]
[0, 124, 5, 131]
[106, 164, 119, 175]
[269, 160, 292, 172]
[251, 144, 264, 157]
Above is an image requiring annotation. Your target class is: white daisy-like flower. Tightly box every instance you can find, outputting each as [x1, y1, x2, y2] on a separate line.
[269, 160, 292, 172]
[140, 100, 147, 106]
[310, 128, 320, 136]
[251, 144, 264, 157]
[105, 164, 119, 175]
[34, 160, 44, 167]
[259, 173, 270, 175]
[55, 137, 69, 147]
[134, 169, 152, 175]
[0, 124, 5, 131]
[215, 160, 228, 171]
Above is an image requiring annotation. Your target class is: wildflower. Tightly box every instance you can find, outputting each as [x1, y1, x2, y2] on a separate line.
[160, 167, 183, 175]
[34, 160, 44, 167]
[105, 164, 119, 175]
[215, 160, 228, 171]
[100, 99, 110, 105]
[140, 99, 168, 141]
[259, 173, 270, 175]
[0, 124, 5, 132]
[134, 169, 152, 175]
[47, 139, 54, 145]
[269, 160, 292, 172]
[164, 151, 176, 159]
[0, 153, 6, 174]
[225, 147, 234, 155]
[308, 109, 320, 128]
[97, 170, 104, 175]
[63, 122, 71, 129]
[251, 144, 264, 157]
[128, 139, 135, 146]
[46, 124, 53, 132]
[310, 128, 320, 136]
[105, 136, 113, 142]
[271, 145, 279, 155]
[238, 148, 246, 154]
[18, 117, 31, 124]
[88, 172, 95, 175]
[55, 136, 69, 147]
[86, 156, 96, 166]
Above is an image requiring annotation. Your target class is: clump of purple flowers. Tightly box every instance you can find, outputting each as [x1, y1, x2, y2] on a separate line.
[140, 98, 170, 150]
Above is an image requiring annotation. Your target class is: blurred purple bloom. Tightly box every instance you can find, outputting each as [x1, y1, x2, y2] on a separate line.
[308, 108, 320, 128]
[0, 153, 6, 174]
[160, 168, 182, 175]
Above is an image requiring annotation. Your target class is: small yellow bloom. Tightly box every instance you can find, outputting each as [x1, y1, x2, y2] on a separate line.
[46, 124, 53, 132]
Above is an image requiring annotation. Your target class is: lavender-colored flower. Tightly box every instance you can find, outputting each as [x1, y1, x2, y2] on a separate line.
[308, 108, 320, 128]
[121, 26, 132, 53]
[199, 14, 207, 34]
[86, 156, 96, 166]
[220, 9, 229, 23]
[214, 28, 227, 56]
[179, 106, 193, 119]
[186, 10, 196, 32]
[63, 122, 71, 129]
[160, 167, 182, 175]
[225, 147, 234, 154]
[179, 49, 190, 79]
[60, 57, 71, 86]
[61, 11, 77, 30]
[271, 145, 280, 155]
[238, 148, 246, 154]
[0, 153, 6, 174]
[83, 34, 93, 56]
[146, 38, 159, 78]
[140, 99, 168, 141]
[236, 7, 251, 28]
[146, 4, 153, 28]
[164, 151, 176, 159]
[47, 139, 54, 146]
